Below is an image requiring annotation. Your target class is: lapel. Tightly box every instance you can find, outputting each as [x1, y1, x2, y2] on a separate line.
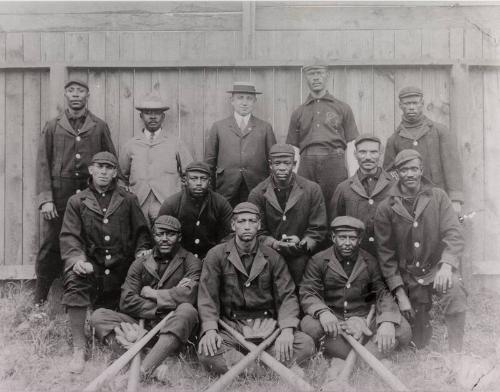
[347, 253, 368, 284]
[247, 246, 268, 283]
[390, 198, 414, 222]
[349, 173, 368, 198]
[77, 112, 97, 135]
[413, 190, 431, 221]
[82, 190, 104, 216]
[143, 254, 161, 281]
[263, 180, 283, 214]
[157, 248, 185, 288]
[58, 113, 77, 135]
[397, 117, 431, 141]
[241, 115, 256, 137]
[104, 188, 124, 218]
[227, 116, 244, 138]
[284, 177, 304, 213]
[226, 241, 249, 277]
[371, 171, 394, 198]
[326, 248, 349, 280]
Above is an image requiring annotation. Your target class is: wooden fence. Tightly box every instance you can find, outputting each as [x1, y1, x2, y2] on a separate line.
[0, 2, 499, 280]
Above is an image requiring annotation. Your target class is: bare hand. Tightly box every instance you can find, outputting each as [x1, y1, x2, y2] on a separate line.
[319, 311, 340, 337]
[114, 322, 146, 348]
[395, 288, 415, 321]
[136, 249, 152, 258]
[140, 285, 158, 300]
[73, 260, 93, 276]
[376, 322, 396, 353]
[434, 263, 453, 294]
[242, 318, 277, 341]
[298, 237, 315, 253]
[198, 330, 222, 357]
[177, 278, 192, 288]
[341, 316, 372, 340]
[274, 327, 294, 362]
[279, 235, 300, 249]
[41, 202, 58, 220]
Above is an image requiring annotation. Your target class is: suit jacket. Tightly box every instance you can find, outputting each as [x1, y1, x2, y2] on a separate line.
[205, 114, 276, 200]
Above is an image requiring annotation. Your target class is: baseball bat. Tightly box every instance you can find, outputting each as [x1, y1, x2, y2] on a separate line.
[220, 320, 314, 392]
[126, 319, 145, 392]
[205, 328, 281, 392]
[83, 312, 174, 392]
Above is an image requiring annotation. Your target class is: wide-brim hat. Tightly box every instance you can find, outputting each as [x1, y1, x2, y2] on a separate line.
[135, 93, 170, 111]
[227, 81, 262, 95]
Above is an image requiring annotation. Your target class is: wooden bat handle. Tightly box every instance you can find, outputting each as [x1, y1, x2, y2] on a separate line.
[127, 319, 145, 392]
[220, 320, 314, 392]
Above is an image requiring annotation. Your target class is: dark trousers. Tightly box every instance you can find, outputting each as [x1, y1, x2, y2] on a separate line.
[298, 149, 348, 205]
[227, 179, 250, 208]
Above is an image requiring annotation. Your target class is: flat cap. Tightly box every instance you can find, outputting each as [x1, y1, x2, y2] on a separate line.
[91, 151, 118, 167]
[233, 202, 260, 216]
[331, 216, 365, 232]
[399, 86, 423, 100]
[185, 161, 211, 176]
[394, 149, 422, 168]
[269, 143, 295, 158]
[302, 63, 328, 73]
[227, 81, 262, 95]
[354, 133, 381, 147]
[64, 79, 89, 90]
[135, 92, 170, 111]
[154, 215, 181, 232]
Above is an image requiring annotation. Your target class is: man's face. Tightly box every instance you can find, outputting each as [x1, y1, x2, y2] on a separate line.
[399, 95, 424, 122]
[64, 84, 89, 111]
[153, 227, 181, 255]
[185, 170, 210, 198]
[269, 156, 295, 183]
[231, 93, 256, 116]
[231, 213, 260, 243]
[354, 140, 381, 172]
[397, 158, 423, 193]
[305, 69, 329, 93]
[140, 110, 165, 132]
[89, 162, 117, 188]
[331, 229, 361, 259]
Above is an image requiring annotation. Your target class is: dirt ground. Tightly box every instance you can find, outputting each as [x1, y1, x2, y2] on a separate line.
[0, 278, 499, 392]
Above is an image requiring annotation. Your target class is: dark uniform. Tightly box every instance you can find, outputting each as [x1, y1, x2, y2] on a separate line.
[300, 218, 411, 359]
[35, 86, 118, 303]
[287, 90, 358, 203]
[60, 180, 151, 309]
[197, 238, 314, 374]
[375, 150, 467, 350]
[248, 174, 327, 286]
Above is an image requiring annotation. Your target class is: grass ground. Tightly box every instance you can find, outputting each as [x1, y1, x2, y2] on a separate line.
[0, 279, 498, 392]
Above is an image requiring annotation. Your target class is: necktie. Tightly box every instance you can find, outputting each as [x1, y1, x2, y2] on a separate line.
[239, 118, 246, 131]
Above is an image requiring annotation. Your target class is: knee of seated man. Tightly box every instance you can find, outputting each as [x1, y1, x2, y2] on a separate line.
[198, 349, 229, 375]
[299, 315, 325, 343]
[439, 274, 468, 314]
[293, 331, 316, 363]
[395, 317, 412, 348]
[175, 302, 198, 320]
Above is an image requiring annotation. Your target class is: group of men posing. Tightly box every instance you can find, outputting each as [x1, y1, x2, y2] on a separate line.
[33, 63, 467, 382]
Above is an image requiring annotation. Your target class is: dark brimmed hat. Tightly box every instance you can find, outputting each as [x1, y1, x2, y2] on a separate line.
[64, 79, 89, 90]
[269, 144, 295, 158]
[233, 202, 260, 216]
[399, 86, 423, 100]
[302, 63, 328, 73]
[154, 215, 181, 232]
[135, 93, 170, 111]
[185, 161, 211, 176]
[394, 149, 422, 168]
[91, 151, 118, 167]
[354, 134, 381, 147]
[226, 82, 262, 95]
[331, 216, 365, 232]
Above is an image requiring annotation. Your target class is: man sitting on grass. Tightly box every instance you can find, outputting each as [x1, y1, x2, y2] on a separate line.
[90, 215, 201, 382]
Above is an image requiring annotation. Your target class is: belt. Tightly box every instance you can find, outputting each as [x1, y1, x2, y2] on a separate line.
[229, 309, 274, 320]
[302, 145, 344, 156]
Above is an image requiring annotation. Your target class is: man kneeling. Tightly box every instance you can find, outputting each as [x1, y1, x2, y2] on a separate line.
[300, 216, 411, 375]
[91, 215, 201, 381]
[197, 202, 315, 376]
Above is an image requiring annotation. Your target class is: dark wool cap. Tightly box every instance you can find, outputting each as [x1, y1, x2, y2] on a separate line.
[91, 151, 118, 167]
[233, 202, 260, 216]
[64, 79, 89, 90]
[331, 216, 366, 232]
[269, 143, 295, 158]
[185, 161, 211, 176]
[354, 133, 381, 147]
[394, 149, 422, 168]
[154, 215, 181, 232]
[398, 86, 423, 99]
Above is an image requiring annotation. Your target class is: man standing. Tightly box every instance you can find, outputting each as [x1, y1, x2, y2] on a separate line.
[205, 82, 276, 207]
[119, 93, 193, 225]
[91, 215, 201, 381]
[197, 202, 314, 375]
[286, 64, 359, 203]
[248, 144, 327, 286]
[60, 152, 152, 373]
[35, 79, 118, 305]
[329, 134, 394, 256]
[375, 149, 467, 351]
[383, 86, 464, 213]
[158, 161, 233, 259]
[300, 216, 410, 369]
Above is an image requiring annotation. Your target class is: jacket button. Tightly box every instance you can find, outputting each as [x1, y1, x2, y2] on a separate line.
[76, 136, 81, 142]
[75, 153, 81, 159]
[76, 189, 81, 194]
[103, 218, 109, 224]
[106, 254, 111, 260]
[346, 283, 351, 289]
[104, 269, 110, 275]
[194, 254, 198, 258]
[102, 208, 107, 212]
[416, 261, 420, 267]
[105, 249, 109, 253]
[414, 242, 420, 248]
[104, 235, 110, 241]
[75, 172, 79, 177]
[247, 319, 252, 323]
[264, 311, 268, 315]
[196, 220, 200, 226]
[369, 236, 374, 242]
[344, 301, 348, 307]
[417, 278, 424, 284]
[194, 239, 200, 244]
[413, 140, 418, 146]
[368, 199, 374, 205]
[413, 222, 418, 228]
[245, 282, 251, 287]
[282, 215, 286, 221]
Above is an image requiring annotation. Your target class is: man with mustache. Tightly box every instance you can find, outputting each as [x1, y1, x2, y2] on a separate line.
[91, 215, 201, 383]
[375, 149, 467, 352]
[119, 92, 193, 225]
[286, 64, 359, 204]
[383, 87, 464, 214]
[158, 161, 233, 259]
[60, 152, 152, 373]
[35, 79, 119, 306]
[329, 134, 394, 256]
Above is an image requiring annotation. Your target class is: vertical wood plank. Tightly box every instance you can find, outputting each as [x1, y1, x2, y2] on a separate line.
[205, 31, 237, 61]
[152, 70, 180, 137]
[341, 31, 374, 60]
[88, 32, 106, 119]
[373, 68, 396, 158]
[296, 31, 318, 60]
[395, 30, 422, 59]
[133, 32, 152, 62]
[234, 67, 251, 81]
[65, 32, 89, 62]
[6, 33, 23, 62]
[274, 68, 301, 143]
[242, 1, 256, 59]
[450, 28, 464, 59]
[0, 71, 5, 264]
[119, 32, 135, 61]
[422, 29, 450, 58]
[251, 68, 274, 127]
[482, 28, 500, 60]
[317, 31, 342, 60]
[105, 32, 120, 63]
[464, 28, 483, 58]
[23, 32, 41, 62]
[373, 30, 395, 59]
[331, 67, 348, 102]
[151, 32, 180, 61]
[41, 32, 65, 62]
[179, 32, 205, 61]
[5, 71, 24, 266]
[0, 33, 6, 64]
[105, 32, 120, 148]
[89, 32, 105, 62]
[255, 31, 275, 61]
[344, 68, 374, 135]
[422, 68, 450, 126]
[119, 70, 134, 148]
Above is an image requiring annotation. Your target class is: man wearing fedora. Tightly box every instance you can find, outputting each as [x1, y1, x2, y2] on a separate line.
[119, 92, 193, 225]
[205, 82, 276, 207]
[34, 79, 119, 306]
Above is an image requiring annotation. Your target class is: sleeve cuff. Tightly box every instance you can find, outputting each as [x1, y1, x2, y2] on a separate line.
[38, 192, 53, 209]
[440, 254, 460, 270]
[64, 255, 86, 272]
[448, 191, 464, 203]
[387, 275, 404, 292]
[278, 317, 299, 330]
[376, 311, 401, 326]
[201, 321, 219, 336]
[307, 303, 329, 318]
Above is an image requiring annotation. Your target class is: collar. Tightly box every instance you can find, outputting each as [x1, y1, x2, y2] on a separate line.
[389, 177, 434, 198]
[88, 179, 116, 195]
[333, 246, 358, 265]
[357, 167, 382, 183]
[235, 240, 258, 258]
[304, 91, 336, 105]
[143, 128, 163, 140]
[152, 246, 179, 264]
[271, 173, 295, 191]
[234, 112, 251, 124]
[65, 108, 88, 120]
